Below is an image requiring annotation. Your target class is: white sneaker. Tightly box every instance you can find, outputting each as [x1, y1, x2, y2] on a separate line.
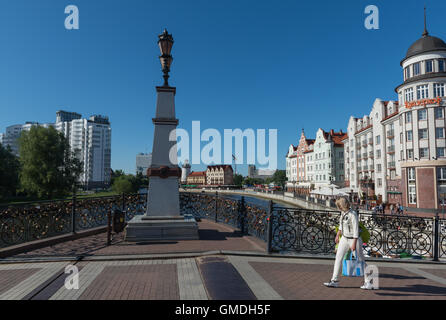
[323, 280, 339, 288]
[360, 282, 376, 290]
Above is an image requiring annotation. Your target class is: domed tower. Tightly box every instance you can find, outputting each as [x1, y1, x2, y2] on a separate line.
[395, 9, 446, 213]
[181, 160, 191, 184]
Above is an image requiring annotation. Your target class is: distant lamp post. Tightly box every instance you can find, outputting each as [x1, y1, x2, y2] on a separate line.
[158, 29, 174, 86]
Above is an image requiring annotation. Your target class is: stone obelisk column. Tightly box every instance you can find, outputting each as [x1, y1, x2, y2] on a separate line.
[125, 30, 198, 241]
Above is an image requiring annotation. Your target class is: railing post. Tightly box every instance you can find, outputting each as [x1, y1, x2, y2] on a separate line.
[433, 215, 439, 261]
[215, 191, 218, 223]
[240, 196, 245, 234]
[107, 210, 112, 246]
[71, 191, 76, 234]
[267, 200, 273, 254]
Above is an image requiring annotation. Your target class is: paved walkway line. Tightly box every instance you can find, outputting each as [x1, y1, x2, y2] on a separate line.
[0, 262, 66, 300]
[404, 267, 446, 286]
[228, 256, 283, 300]
[177, 258, 208, 300]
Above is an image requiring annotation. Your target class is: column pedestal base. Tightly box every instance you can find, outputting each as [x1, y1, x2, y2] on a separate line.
[124, 215, 199, 242]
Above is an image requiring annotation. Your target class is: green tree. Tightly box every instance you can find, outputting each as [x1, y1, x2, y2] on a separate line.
[18, 126, 83, 199]
[111, 169, 125, 185]
[0, 144, 20, 198]
[272, 170, 287, 188]
[233, 174, 244, 187]
[112, 176, 136, 194]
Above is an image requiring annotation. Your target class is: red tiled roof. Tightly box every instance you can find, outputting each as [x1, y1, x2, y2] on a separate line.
[188, 171, 206, 177]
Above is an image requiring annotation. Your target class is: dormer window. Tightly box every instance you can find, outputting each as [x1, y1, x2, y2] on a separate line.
[413, 62, 421, 76]
[425, 60, 434, 73]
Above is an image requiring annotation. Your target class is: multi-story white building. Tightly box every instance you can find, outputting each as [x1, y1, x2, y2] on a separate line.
[55, 111, 112, 189]
[312, 129, 346, 187]
[286, 129, 346, 193]
[344, 22, 446, 214]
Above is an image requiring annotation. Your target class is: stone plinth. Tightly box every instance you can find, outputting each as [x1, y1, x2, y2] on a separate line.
[125, 215, 199, 242]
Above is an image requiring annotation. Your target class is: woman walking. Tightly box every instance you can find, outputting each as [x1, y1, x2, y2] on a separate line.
[324, 197, 374, 289]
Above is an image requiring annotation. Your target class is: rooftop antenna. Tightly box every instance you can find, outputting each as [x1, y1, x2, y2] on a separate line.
[422, 5, 429, 37]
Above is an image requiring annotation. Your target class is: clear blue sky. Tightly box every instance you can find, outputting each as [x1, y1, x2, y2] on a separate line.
[1, 0, 445, 175]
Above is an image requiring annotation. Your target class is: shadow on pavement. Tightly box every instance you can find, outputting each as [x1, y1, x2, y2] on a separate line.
[198, 229, 244, 241]
[376, 284, 446, 296]
[378, 273, 425, 280]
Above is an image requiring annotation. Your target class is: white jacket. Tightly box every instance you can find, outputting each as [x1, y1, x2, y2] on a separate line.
[339, 209, 359, 239]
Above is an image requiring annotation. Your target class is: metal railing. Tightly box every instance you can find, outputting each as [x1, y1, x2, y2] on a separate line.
[1, 192, 445, 261]
[269, 207, 446, 260]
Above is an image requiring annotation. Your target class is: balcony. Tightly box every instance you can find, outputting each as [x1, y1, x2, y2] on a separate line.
[387, 129, 395, 138]
[356, 144, 362, 150]
[368, 138, 373, 145]
[362, 141, 367, 147]
[388, 161, 396, 169]
[369, 151, 374, 158]
[387, 145, 395, 154]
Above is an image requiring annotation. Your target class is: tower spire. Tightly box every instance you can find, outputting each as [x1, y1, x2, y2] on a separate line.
[422, 5, 429, 37]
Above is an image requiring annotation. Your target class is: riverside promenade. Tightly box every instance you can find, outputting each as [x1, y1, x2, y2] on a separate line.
[1, 219, 446, 300]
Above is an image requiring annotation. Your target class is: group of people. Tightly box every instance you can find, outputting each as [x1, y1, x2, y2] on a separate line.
[372, 202, 404, 215]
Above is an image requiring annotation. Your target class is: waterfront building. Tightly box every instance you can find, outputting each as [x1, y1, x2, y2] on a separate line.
[186, 171, 206, 185]
[344, 19, 446, 214]
[312, 129, 346, 188]
[285, 130, 314, 193]
[136, 153, 152, 175]
[206, 165, 234, 185]
[248, 164, 275, 179]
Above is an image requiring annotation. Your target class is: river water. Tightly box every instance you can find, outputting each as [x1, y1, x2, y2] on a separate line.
[218, 193, 298, 209]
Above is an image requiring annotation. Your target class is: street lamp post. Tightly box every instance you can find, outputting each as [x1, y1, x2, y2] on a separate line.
[158, 29, 174, 87]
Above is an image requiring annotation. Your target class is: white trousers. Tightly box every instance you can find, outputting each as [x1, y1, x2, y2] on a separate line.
[331, 236, 368, 283]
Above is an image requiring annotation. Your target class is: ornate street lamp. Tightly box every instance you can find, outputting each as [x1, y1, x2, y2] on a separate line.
[158, 29, 174, 87]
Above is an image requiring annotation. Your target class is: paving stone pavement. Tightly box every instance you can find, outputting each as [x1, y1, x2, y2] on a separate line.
[1, 220, 446, 300]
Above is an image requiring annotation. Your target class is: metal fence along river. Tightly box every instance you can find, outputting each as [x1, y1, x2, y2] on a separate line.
[0, 192, 445, 260]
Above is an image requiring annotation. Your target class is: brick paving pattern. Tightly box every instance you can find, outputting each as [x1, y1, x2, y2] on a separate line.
[78, 264, 179, 300]
[0, 268, 40, 296]
[249, 261, 446, 300]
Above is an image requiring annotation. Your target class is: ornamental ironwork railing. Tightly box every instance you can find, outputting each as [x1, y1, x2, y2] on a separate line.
[269, 207, 446, 260]
[1, 192, 445, 261]
[0, 194, 147, 249]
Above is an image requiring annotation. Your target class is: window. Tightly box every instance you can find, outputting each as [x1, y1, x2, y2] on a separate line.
[436, 127, 445, 138]
[417, 85, 429, 100]
[377, 164, 382, 172]
[405, 112, 412, 123]
[425, 60, 434, 73]
[407, 149, 414, 159]
[434, 83, 445, 98]
[375, 135, 381, 145]
[420, 148, 429, 158]
[377, 178, 382, 187]
[405, 88, 414, 102]
[418, 109, 427, 120]
[406, 130, 413, 141]
[439, 60, 445, 72]
[376, 149, 381, 159]
[413, 62, 421, 76]
[435, 107, 444, 119]
[437, 148, 445, 158]
[419, 128, 428, 139]
[438, 167, 446, 181]
[408, 185, 417, 204]
[408, 167, 416, 181]
[405, 67, 411, 79]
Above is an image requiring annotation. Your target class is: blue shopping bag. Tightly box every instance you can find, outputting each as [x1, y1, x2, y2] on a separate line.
[342, 250, 364, 277]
